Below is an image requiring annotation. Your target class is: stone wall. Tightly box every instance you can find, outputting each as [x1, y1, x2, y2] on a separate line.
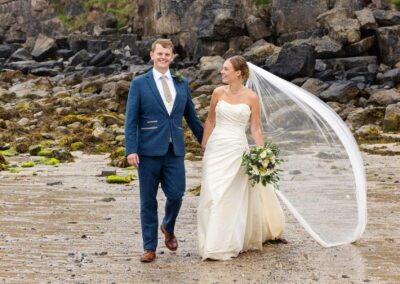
[0, 0, 64, 43]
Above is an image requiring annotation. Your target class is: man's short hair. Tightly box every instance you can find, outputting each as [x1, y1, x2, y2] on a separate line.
[151, 38, 174, 52]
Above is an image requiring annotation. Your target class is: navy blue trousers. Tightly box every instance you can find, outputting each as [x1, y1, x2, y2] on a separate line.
[137, 144, 185, 251]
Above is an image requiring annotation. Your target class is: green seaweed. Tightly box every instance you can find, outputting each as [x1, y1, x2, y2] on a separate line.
[21, 161, 35, 168]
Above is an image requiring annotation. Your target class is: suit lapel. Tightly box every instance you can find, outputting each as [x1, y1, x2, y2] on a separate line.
[171, 78, 183, 115]
[145, 70, 169, 115]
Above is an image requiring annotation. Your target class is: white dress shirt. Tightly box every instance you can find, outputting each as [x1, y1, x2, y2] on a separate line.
[152, 68, 177, 115]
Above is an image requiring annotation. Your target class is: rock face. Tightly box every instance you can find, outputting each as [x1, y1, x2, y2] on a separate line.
[271, 0, 330, 36]
[376, 25, 400, 67]
[0, 0, 65, 42]
[267, 43, 315, 80]
[132, 0, 257, 59]
[31, 34, 57, 61]
[384, 103, 400, 131]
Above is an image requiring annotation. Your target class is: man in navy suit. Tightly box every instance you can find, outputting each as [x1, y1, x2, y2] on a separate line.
[125, 38, 203, 262]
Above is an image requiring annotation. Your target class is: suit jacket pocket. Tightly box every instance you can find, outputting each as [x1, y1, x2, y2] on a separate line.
[141, 126, 158, 130]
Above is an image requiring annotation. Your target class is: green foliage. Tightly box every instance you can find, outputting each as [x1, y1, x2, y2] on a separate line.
[1, 148, 18, 157]
[38, 150, 52, 157]
[95, 144, 109, 153]
[393, 0, 400, 10]
[39, 158, 60, 166]
[383, 124, 398, 132]
[241, 142, 283, 188]
[106, 175, 131, 184]
[188, 185, 201, 196]
[15, 102, 29, 111]
[255, 0, 271, 6]
[9, 168, 21, 173]
[53, 0, 135, 31]
[70, 142, 85, 151]
[21, 161, 35, 168]
[115, 147, 126, 157]
[106, 173, 137, 184]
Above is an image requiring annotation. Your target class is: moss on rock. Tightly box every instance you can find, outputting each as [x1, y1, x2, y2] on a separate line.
[39, 158, 60, 166]
[21, 161, 35, 168]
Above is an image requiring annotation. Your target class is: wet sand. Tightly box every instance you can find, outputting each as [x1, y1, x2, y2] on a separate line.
[0, 152, 399, 283]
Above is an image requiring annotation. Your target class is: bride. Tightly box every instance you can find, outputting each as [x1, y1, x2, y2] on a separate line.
[197, 55, 285, 261]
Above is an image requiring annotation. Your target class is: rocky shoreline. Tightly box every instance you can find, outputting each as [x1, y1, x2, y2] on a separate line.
[1, 1, 400, 169]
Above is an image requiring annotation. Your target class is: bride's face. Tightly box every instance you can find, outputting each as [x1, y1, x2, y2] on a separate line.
[221, 60, 241, 84]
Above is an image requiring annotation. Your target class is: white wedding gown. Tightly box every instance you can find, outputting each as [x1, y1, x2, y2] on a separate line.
[197, 100, 285, 261]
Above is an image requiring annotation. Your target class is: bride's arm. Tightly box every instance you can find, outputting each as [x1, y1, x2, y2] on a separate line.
[250, 93, 264, 146]
[201, 90, 219, 150]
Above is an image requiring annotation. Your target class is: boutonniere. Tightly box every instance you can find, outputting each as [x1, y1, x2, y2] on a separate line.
[171, 69, 184, 83]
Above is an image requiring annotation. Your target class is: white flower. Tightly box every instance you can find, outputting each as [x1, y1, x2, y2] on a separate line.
[260, 150, 267, 159]
[251, 166, 259, 175]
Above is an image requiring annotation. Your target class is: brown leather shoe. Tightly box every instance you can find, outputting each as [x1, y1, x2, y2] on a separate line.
[160, 224, 178, 251]
[140, 250, 156, 262]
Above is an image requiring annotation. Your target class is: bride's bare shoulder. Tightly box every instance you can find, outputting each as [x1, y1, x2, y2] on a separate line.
[245, 88, 258, 101]
[213, 85, 226, 94]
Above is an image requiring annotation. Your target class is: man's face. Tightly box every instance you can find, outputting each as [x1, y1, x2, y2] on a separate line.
[150, 44, 174, 71]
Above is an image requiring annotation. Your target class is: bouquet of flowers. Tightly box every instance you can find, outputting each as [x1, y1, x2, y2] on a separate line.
[241, 142, 283, 188]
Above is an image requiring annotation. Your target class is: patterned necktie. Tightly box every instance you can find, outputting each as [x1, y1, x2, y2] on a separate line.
[160, 75, 172, 105]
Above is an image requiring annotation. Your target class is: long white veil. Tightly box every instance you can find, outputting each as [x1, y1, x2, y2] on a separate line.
[246, 62, 367, 247]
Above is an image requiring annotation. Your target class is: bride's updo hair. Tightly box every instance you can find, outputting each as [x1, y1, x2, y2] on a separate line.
[228, 55, 249, 81]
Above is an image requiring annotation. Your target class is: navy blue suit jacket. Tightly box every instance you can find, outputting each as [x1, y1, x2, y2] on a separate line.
[125, 69, 203, 157]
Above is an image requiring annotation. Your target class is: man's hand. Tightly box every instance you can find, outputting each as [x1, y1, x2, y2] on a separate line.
[127, 153, 140, 167]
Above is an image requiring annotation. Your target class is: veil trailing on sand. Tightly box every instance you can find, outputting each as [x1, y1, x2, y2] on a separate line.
[246, 62, 367, 247]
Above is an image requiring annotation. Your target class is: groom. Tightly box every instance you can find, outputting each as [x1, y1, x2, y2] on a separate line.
[125, 38, 203, 262]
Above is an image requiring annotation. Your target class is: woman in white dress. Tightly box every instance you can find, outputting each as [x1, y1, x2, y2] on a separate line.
[197, 56, 285, 261]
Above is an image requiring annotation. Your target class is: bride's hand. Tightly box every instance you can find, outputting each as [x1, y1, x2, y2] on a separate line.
[201, 141, 207, 151]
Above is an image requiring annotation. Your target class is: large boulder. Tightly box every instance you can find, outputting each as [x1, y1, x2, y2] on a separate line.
[383, 103, 400, 131]
[31, 34, 57, 61]
[376, 25, 400, 67]
[87, 40, 108, 54]
[376, 68, 400, 85]
[317, 8, 350, 26]
[196, 56, 225, 86]
[9, 48, 32, 62]
[242, 39, 280, 65]
[291, 36, 344, 59]
[0, 45, 13, 59]
[229, 36, 253, 52]
[346, 106, 386, 130]
[301, 78, 330, 96]
[345, 36, 376, 56]
[368, 89, 400, 106]
[245, 15, 271, 40]
[327, 18, 361, 44]
[266, 43, 315, 80]
[89, 49, 115, 67]
[69, 49, 92, 66]
[197, 40, 228, 57]
[355, 8, 378, 31]
[322, 56, 378, 70]
[8, 77, 52, 98]
[317, 8, 361, 44]
[313, 36, 343, 59]
[319, 81, 360, 103]
[372, 9, 400, 27]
